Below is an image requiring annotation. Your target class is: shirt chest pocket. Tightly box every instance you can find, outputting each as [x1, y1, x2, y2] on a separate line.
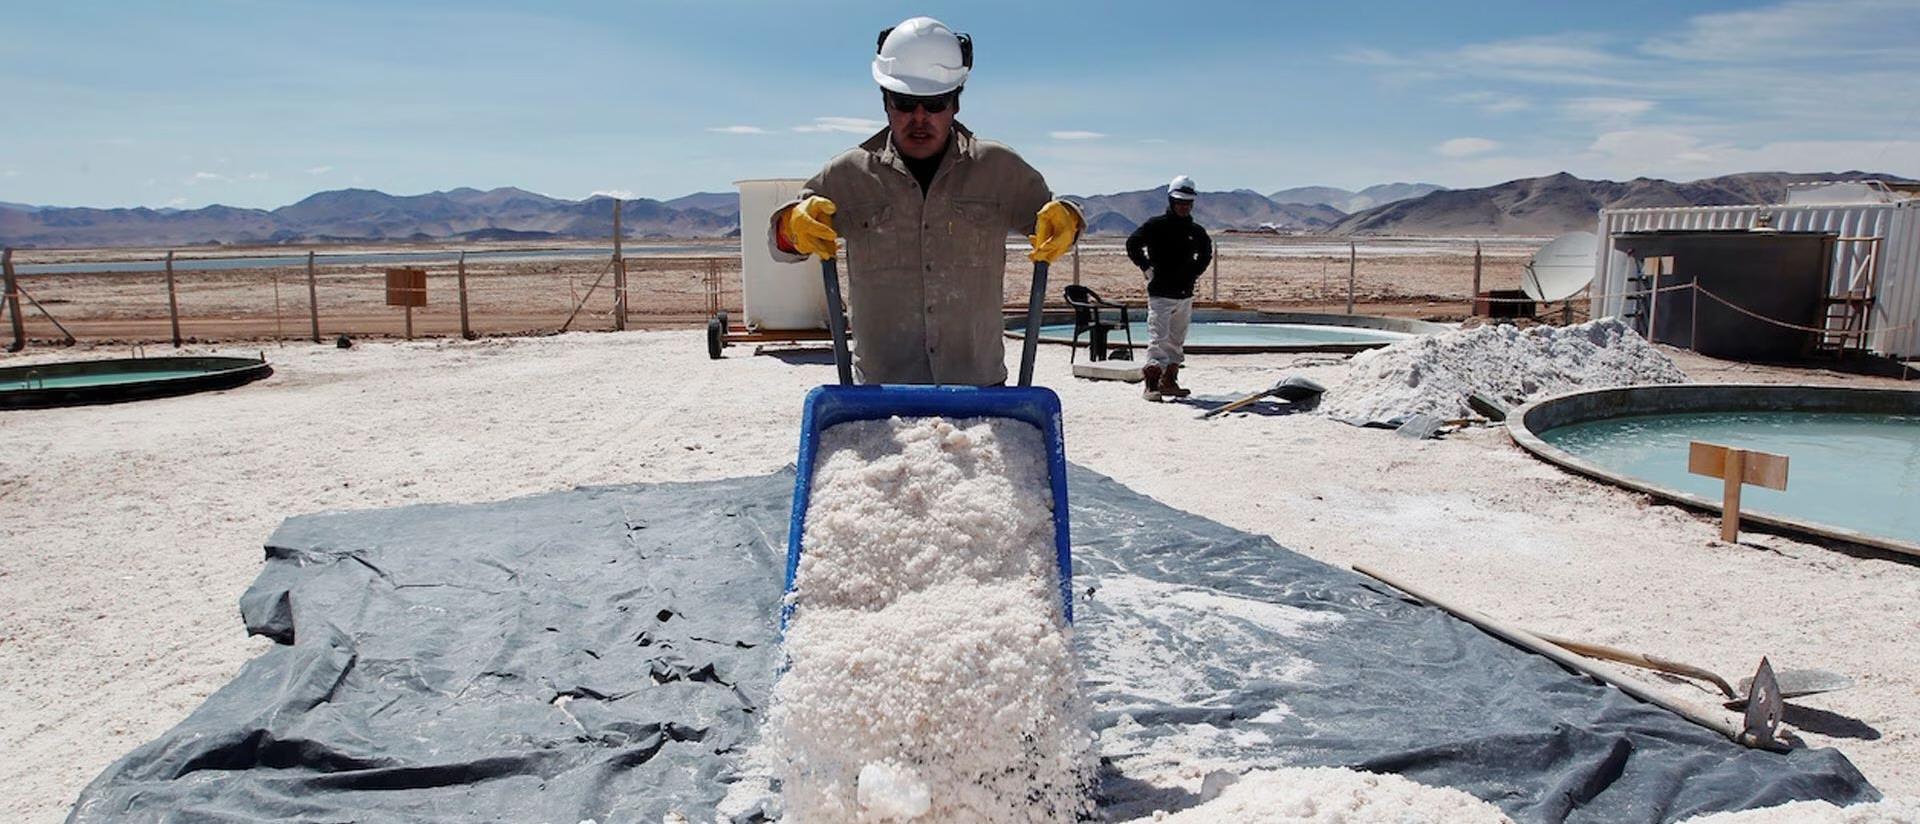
[840, 197, 906, 266]
[944, 196, 1004, 269]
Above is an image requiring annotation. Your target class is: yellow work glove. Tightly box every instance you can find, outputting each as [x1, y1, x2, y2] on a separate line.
[1027, 199, 1083, 263]
[783, 196, 838, 259]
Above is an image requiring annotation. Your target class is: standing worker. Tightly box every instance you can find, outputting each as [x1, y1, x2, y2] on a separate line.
[768, 15, 1083, 386]
[1126, 175, 1214, 401]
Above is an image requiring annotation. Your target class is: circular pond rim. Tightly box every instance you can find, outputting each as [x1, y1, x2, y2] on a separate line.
[1, 355, 274, 410]
[1006, 309, 1454, 354]
[1507, 383, 1920, 559]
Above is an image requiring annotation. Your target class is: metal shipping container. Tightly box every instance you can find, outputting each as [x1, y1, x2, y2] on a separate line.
[1592, 186, 1920, 359]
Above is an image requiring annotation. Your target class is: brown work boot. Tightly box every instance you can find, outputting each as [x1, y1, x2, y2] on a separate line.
[1141, 364, 1164, 401]
[1160, 364, 1192, 398]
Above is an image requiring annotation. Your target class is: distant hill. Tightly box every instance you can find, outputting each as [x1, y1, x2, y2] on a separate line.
[1270, 182, 1443, 214]
[3, 172, 1915, 248]
[0, 187, 739, 248]
[1073, 186, 1344, 236]
[1330, 170, 1916, 236]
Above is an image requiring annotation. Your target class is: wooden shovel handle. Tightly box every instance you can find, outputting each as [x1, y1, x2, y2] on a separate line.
[1531, 631, 1740, 699]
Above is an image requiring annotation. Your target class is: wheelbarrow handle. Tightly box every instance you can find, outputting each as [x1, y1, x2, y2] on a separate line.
[820, 256, 853, 386]
[1018, 260, 1049, 387]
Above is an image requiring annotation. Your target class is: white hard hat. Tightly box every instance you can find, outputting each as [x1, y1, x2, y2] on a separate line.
[872, 17, 972, 96]
[1168, 175, 1198, 201]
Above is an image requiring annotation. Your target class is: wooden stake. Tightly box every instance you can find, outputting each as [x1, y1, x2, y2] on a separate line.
[1688, 441, 1790, 543]
[165, 250, 183, 347]
[1472, 241, 1483, 316]
[1346, 242, 1356, 315]
[3, 248, 24, 352]
[307, 251, 321, 343]
[457, 251, 474, 340]
[612, 198, 627, 331]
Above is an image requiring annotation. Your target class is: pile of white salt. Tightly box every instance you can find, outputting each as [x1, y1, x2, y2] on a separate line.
[1320, 317, 1688, 426]
[767, 415, 1094, 823]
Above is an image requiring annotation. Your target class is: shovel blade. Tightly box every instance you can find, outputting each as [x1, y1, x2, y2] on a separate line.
[1740, 657, 1785, 748]
[1741, 668, 1854, 700]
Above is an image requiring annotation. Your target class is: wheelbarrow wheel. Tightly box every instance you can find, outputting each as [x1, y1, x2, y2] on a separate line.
[706, 315, 725, 360]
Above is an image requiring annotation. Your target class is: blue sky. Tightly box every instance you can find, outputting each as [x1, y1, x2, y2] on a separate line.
[4, 0, 1918, 210]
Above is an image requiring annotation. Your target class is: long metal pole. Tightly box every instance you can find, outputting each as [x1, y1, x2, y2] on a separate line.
[3, 248, 24, 352]
[165, 251, 182, 347]
[820, 256, 853, 385]
[1019, 261, 1049, 387]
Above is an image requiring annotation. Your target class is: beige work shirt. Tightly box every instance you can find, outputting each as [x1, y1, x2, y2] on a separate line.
[770, 124, 1054, 385]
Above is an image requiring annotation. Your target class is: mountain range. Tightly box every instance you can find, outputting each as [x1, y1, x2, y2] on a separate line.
[1, 172, 1909, 249]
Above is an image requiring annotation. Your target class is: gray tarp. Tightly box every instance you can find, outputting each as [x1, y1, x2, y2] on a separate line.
[68, 466, 1875, 823]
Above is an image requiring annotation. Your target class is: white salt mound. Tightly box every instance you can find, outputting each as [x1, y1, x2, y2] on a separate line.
[1122, 767, 1517, 823]
[769, 416, 1093, 823]
[1674, 796, 1920, 823]
[1320, 317, 1688, 425]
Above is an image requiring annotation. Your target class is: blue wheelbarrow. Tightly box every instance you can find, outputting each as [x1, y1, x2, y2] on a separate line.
[782, 257, 1073, 626]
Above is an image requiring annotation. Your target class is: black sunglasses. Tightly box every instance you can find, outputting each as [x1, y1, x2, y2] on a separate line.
[885, 90, 956, 114]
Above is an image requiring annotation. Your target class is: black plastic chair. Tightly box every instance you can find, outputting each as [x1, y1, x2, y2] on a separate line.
[1062, 284, 1134, 362]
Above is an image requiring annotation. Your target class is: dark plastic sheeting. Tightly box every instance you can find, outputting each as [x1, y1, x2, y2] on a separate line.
[67, 467, 1876, 823]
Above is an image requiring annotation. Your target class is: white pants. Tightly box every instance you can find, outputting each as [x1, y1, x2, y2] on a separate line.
[1145, 295, 1193, 368]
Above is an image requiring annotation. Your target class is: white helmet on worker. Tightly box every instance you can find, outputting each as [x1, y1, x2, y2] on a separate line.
[1168, 175, 1198, 201]
[872, 17, 973, 96]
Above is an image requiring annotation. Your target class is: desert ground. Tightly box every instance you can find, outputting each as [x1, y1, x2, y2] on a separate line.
[4, 236, 1918, 823]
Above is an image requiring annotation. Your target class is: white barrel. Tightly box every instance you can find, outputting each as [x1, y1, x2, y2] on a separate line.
[735, 178, 830, 331]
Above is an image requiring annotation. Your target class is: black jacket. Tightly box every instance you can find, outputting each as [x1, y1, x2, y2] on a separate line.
[1125, 209, 1213, 299]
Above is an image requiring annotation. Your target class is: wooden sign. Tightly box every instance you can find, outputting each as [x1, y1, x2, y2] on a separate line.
[385, 267, 427, 308]
[1688, 441, 1790, 542]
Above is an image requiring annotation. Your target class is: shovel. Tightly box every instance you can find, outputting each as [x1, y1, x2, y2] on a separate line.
[1529, 630, 1853, 707]
[1198, 375, 1326, 419]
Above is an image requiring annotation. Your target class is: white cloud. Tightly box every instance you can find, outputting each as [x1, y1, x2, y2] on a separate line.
[190, 172, 226, 184]
[709, 125, 768, 134]
[1450, 91, 1530, 114]
[1586, 130, 1717, 170]
[592, 189, 634, 199]
[792, 117, 882, 134]
[164, 198, 187, 209]
[1049, 130, 1105, 141]
[1641, 0, 1920, 62]
[306, 166, 333, 176]
[1437, 137, 1500, 158]
[1561, 97, 1655, 127]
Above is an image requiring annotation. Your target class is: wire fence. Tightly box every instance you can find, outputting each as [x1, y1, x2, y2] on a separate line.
[3, 238, 1550, 351]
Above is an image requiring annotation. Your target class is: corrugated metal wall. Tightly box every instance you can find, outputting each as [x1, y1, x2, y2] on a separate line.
[1592, 202, 1920, 357]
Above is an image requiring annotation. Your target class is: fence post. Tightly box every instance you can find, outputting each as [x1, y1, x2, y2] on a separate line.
[1346, 242, 1356, 315]
[307, 251, 321, 343]
[1472, 241, 1482, 317]
[165, 251, 184, 347]
[612, 198, 627, 331]
[3, 248, 24, 352]
[457, 251, 474, 339]
[1210, 244, 1219, 302]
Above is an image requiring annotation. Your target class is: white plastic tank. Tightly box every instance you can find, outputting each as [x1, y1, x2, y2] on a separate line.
[735, 178, 830, 330]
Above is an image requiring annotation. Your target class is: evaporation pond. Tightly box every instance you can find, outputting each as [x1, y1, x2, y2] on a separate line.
[4, 370, 214, 390]
[1540, 411, 1920, 544]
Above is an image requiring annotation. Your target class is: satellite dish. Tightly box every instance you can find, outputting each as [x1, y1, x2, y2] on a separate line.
[1522, 231, 1603, 302]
